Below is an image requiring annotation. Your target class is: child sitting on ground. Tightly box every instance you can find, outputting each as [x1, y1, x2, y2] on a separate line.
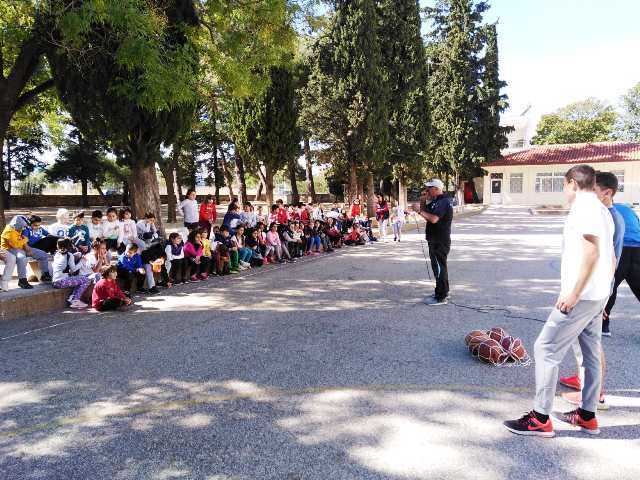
[24, 215, 58, 254]
[184, 229, 209, 281]
[266, 223, 285, 263]
[49, 208, 70, 238]
[136, 212, 159, 249]
[165, 232, 187, 285]
[344, 225, 366, 246]
[245, 229, 264, 266]
[1, 215, 52, 288]
[119, 207, 144, 252]
[116, 243, 147, 295]
[68, 211, 91, 254]
[217, 226, 240, 273]
[92, 265, 132, 311]
[230, 225, 250, 270]
[52, 238, 91, 309]
[200, 227, 215, 275]
[102, 207, 121, 251]
[79, 238, 111, 283]
[88, 210, 104, 242]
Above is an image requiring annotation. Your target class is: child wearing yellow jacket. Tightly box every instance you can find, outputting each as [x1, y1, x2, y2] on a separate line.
[1, 215, 52, 289]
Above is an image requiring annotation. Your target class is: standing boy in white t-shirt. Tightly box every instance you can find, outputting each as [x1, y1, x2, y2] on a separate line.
[504, 165, 615, 437]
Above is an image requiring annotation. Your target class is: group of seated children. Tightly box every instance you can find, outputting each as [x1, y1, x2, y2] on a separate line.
[0, 207, 161, 310]
[0, 197, 384, 309]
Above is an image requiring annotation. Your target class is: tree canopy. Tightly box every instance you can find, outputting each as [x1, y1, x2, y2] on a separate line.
[531, 98, 618, 145]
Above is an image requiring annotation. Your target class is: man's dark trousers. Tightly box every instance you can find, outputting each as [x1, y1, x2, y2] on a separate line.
[428, 241, 450, 300]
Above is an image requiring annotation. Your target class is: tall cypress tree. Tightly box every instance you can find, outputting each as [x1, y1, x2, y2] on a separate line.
[378, 0, 429, 207]
[301, 0, 388, 203]
[231, 66, 301, 207]
[475, 23, 511, 163]
[426, 0, 488, 193]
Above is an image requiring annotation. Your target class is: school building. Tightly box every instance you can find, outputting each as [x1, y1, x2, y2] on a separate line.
[482, 142, 640, 206]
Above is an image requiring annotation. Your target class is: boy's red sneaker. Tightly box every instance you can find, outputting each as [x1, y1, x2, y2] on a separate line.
[190, 275, 199, 282]
[199, 273, 208, 280]
[559, 374, 581, 391]
[503, 411, 555, 438]
[557, 409, 600, 435]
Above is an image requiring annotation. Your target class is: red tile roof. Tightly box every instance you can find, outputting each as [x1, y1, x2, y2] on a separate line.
[488, 142, 640, 167]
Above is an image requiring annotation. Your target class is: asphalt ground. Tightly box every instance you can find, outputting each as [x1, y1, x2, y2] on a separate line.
[0, 206, 638, 480]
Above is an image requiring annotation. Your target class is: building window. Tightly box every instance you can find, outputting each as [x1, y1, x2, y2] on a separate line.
[535, 172, 565, 193]
[611, 170, 625, 192]
[510, 173, 523, 193]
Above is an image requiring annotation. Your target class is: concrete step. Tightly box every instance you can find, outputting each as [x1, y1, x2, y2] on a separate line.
[0, 283, 74, 321]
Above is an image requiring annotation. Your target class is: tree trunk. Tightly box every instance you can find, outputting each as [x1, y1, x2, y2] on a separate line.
[255, 178, 264, 202]
[81, 178, 89, 207]
[263, 165, 275, 207]
[234, 153, 248, 207]
[129, 163, 164, 235]
[288, 159, 300, 205]
[1, 137, 10, 211]
[0, 137, 6, 229]
[93, 183, 105, 197]
[398, 173, 408, 209]
[212, 151, 221, 205]
[0, 36, 50, 227]
[357, 177, 365, 204]
[219, 148, 234, 200]
[348, 161, 358, 205]
[5, 138, 12, 200]
[122, 181, 130, 206]
[160, 161, 178, 223]
[304, 137, 316, 203]
[456, 176, 465, 207]
[366, 172, 376, 218]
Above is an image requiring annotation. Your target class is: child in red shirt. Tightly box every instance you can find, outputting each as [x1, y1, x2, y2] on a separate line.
[92, 265, 132, 311]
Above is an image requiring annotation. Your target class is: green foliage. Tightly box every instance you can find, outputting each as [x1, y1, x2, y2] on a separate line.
[615, 82, 640, 142]
[300, 0, 388, 187]
[377, 0, 428, 177]
[532, 98, 618, 145]
[195, 0, 297, 99]
[228, 66, 301, 180]
[46, 129, 119, 190]
[47, 1, 200, 168]
[475, 23, 511, 163]
[425, 0, 490, 180]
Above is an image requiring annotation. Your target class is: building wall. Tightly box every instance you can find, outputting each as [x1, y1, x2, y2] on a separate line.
[482, 161, 640, 206]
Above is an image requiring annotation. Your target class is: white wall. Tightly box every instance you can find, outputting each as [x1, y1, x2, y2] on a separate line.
[483, 161, 640, 206]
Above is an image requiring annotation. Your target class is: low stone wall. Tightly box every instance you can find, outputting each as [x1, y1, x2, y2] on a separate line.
[9, 194, 237, 209]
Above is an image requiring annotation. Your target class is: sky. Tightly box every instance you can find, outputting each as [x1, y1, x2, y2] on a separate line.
[422, 0, 640, 119]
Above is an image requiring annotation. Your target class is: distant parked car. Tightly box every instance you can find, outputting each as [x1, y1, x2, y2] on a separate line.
[105, 189, 121, 196]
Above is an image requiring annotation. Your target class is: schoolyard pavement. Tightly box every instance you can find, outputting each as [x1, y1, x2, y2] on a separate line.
[0, 206, 638, 480]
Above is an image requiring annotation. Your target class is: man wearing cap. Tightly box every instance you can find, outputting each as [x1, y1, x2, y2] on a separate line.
[419, 179, 453, 306]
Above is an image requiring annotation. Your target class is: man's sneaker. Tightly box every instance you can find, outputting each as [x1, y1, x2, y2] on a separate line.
[602, 318, 611, 337]
[503, 411, 555, 438]
[148, 286, 160, 295]
[18, 278, 34, 289]
[40, 272, 52, 282]
[559, 375, 581, 391]
[424, 296, 448, 306]
[556, 409, 600, 435]
[561, 391, 609, 411]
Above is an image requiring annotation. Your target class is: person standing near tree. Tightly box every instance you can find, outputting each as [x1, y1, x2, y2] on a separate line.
[419, 179, 453, 306]
[375, 194, 390, 240]
[504, 165, 615, 438]
[179, 189, 200, 231]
